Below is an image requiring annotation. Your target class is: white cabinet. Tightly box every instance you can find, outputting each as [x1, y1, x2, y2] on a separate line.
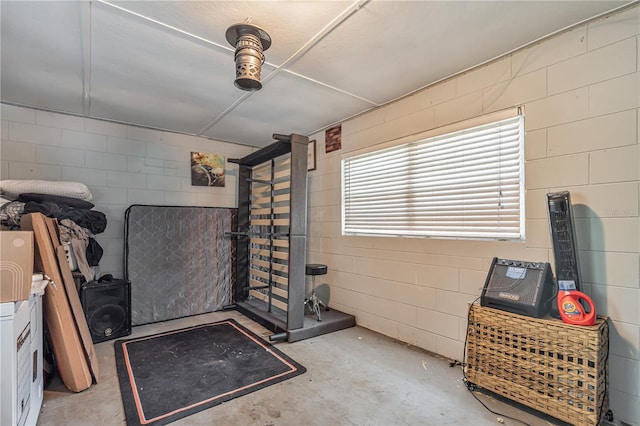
[0, 293, 44, 426]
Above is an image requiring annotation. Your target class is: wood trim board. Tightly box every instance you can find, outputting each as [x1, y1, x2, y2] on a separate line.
[46, 215, 99, 381]
[55, 245, 99, 381]
[45, 215, 99, 382]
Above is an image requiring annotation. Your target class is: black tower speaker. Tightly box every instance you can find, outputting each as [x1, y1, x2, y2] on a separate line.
[547, 191, 581, 292]
[80, 276, 131, 343]
[481, 257, 555, 318]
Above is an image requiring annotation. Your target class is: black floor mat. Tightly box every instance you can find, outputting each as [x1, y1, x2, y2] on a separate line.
[114, 319, 306, 425]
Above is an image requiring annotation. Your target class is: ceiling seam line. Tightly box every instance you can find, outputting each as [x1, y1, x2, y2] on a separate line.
[97, 0, 374, 137]
[280, 69, 379, 106]
[259, 0, 376, 103]
[195, 70, 379, 138]
[197, 0, 372, 136]
[264, 0, 370, 75]
[96, 0, 242, 138]
[306, 107, 378, 139]
[380, 0, 639, 108]
[195, 93, 254, 135]
[96, 0, 234, 54]
[307, 1, 640, 139]
[0, 100, 257, 146]
[82, 2, 92, 116]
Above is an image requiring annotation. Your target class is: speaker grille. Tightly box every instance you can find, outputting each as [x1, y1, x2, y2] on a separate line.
[88, 304, 127, 338]
[80, 279, 131, 343]
[481, 258, 554, 318]
[484, 264, 542, 307]
[547, 191, 581, 291]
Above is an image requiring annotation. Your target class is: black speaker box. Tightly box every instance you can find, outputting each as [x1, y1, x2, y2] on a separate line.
[481, 257, 555, 318]
[547, 191, 581, 291]
[80, 277, 131, 343]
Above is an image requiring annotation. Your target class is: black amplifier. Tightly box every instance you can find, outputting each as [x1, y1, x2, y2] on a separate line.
[480, 257, 555, 318]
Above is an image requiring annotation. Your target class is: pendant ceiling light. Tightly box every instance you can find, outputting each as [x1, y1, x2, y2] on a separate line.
[225, 22, 271, 92]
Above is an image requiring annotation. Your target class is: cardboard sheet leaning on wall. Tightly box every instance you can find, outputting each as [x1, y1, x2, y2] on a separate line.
[21, 213, 98, 392]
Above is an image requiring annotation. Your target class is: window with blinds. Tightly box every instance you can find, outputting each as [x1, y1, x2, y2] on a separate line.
[341, 113, 524, 240]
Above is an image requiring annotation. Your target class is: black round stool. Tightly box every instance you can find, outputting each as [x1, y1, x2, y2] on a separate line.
[304, 264, 327, 321]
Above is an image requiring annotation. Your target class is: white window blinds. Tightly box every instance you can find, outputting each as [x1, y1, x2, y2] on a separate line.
[342, 114, 524, 240]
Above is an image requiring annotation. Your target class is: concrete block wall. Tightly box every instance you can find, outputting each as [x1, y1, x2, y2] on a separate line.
[1, 5, 638, 423]
[0, 105, 254, 277]
[306, 6, 639, 424]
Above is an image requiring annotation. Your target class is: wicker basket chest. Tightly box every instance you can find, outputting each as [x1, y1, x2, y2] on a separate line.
[465, 304, 609, 426]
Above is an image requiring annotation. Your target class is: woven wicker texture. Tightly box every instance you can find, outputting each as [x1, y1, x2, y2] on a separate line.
[466, 304, 609, 426]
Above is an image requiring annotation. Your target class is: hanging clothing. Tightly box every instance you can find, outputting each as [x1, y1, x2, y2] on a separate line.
[58, 219, 94, 282]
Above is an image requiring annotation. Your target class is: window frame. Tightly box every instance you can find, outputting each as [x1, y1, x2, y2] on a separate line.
[341, 107, 525, 241]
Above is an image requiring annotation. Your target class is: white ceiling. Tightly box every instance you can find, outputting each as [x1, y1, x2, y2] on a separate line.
[1, 1, 632, 148]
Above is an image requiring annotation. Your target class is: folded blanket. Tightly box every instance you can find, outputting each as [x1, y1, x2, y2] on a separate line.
[1, 179, 93, 201]
[18, 193, 94, 209]
[19, 199, 106, 234]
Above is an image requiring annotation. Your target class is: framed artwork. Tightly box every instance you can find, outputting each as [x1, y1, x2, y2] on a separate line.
[191, 152, 225, 187]
[307, 140, 316, 171]
[325, 124, 342, 153]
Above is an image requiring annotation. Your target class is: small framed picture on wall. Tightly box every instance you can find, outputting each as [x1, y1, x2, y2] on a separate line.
[307, 140, 316, 171]
[325, 124, 341, 153]
[191, 152, 225, 187]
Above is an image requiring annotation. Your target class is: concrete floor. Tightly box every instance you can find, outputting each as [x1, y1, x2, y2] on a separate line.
[36, 310, 568, 426]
